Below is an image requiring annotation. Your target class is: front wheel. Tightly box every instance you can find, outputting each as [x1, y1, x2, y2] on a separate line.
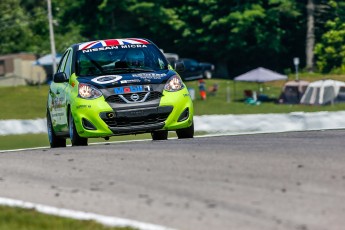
[176, 123, 194, 139]
[69, 111, 88, 146]
[47, 110, 66, 148]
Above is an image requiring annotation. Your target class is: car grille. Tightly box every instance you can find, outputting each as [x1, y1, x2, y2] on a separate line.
[100, 106, 173, 129]
[109, 113, 169, 128]
[106, 91, 163, 104]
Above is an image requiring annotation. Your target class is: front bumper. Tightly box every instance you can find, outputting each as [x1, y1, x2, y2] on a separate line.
[71, 87, 193, 138]
[100, 106, 172, 135]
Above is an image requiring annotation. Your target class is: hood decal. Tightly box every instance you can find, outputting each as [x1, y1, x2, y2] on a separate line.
[91, 75, 122, 84]
[131, 73, 167, 79]
[78, 70, 175, 87]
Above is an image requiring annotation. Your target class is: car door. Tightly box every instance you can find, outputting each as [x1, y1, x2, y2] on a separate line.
[182, 59, 202, 80]
[49, 49, 73, 133]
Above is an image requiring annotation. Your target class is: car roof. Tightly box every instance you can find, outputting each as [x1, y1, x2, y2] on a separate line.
[74, 38, 152, 51]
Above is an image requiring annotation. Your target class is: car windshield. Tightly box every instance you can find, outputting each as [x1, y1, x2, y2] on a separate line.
[76, 44, 168, 76]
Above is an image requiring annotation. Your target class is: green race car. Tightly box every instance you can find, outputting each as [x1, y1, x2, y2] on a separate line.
[47, 38, 194, 147]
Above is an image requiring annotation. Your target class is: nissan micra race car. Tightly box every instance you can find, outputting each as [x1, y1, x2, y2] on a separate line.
[47, 38, 194, 147]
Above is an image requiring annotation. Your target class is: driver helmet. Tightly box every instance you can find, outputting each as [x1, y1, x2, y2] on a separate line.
[126, 49, 145, 67]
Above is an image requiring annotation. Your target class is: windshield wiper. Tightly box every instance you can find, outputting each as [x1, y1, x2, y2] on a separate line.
[128, 68, 155, 72]
[83, 53, 105, 73]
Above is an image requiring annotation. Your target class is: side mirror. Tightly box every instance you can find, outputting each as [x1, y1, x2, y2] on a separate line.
[174, 61, 185, 73]
[53, 72, 68, 83]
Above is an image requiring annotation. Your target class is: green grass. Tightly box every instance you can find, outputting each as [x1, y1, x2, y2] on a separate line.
[0, 206, 135, 230]
[0, 85, 49, 120]
[0, 134, 49, 150]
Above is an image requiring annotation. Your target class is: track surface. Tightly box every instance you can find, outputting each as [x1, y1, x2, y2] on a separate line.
[1, 130, 345, 230]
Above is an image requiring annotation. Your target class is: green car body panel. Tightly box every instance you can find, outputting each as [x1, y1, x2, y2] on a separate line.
[47, 38, 194, 146]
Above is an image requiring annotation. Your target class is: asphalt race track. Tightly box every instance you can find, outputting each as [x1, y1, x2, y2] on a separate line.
[1, 130, 345, 230]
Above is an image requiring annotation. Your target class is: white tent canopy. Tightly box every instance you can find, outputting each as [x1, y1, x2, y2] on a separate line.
[234, 67, 287, 82]
[233, 67, 287, 101]
[300, 79, 345, 105]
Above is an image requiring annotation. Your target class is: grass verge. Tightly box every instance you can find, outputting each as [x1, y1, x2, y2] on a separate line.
[0, 206, 135, 230]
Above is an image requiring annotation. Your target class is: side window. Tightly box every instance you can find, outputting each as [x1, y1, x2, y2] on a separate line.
[190, 60, 198, 67]
[183, 60, 191, 67]
[56, 49, 73, 79]
[57, 50, 69, 73]
[64, 50, 73, 78]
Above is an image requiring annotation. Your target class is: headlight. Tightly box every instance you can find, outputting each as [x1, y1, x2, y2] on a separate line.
[78, 83, 102, 99]
[164, 75, 184, 92]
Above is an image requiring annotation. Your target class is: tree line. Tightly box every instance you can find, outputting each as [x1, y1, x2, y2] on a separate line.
[0, 0, 344, 78]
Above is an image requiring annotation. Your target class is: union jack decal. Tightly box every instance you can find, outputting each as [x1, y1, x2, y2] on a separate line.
[78, 38, 150, 50]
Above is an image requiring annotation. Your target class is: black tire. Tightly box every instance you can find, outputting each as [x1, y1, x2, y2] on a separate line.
[176, 122, 194, 139]
[203, 70, 212, 79]
[151, 130, 168, 140]
[69, 111, 88, 146]
[47, 110, 66, 148]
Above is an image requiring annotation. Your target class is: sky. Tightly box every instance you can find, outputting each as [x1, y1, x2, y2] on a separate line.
[1, 111, 345, 136]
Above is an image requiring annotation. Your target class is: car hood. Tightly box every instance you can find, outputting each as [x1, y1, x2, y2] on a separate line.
[77, 70, 176, 88]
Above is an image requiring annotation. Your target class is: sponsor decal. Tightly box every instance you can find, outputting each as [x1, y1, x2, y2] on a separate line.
[183, 93, 190, 97]
[52, 97, 64, 109]
[78, 38, 150, 50]
[82, 46, 119, 53]
[120, 79, 141, 84]
[114, 85, 151, 94]
[52, 112, 64, 118]
[76, 105, 91, 109]
[82, 44, 147, 53]
[120, 44, 147, 49]
[132, 73, 166, 79]
[91, 75, 122, 84]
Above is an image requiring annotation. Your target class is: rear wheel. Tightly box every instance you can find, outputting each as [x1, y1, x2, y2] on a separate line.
[176, 122, 194, 139]
[151, 130, 168, 140]
[69, 111, 88, 146]
[47, 110, 66, 148]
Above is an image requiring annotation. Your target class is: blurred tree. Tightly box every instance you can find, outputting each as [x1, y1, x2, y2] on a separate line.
[1, 0, 344, 75]
[305, 0, 336, 72]
[315, 1, 345, 73]
[20, 0, 51, 54]
[50, 0, 305, 77]
[31, 0, 85, 54]
[170, 0, 302, 77]
[0, 0, 33, 54]
[0, 0, 85, 55]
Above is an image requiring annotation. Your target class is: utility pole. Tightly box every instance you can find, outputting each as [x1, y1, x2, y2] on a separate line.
[47, 0, 57, 74]
[306, 0, 315, 72]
